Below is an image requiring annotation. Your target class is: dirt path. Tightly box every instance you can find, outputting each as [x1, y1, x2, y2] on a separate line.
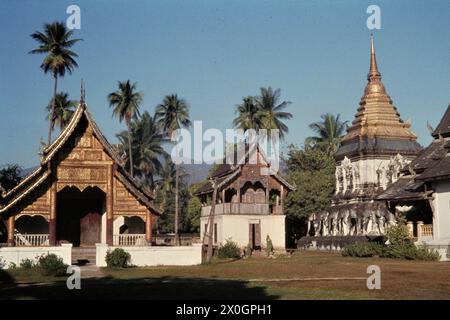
[79, 264, 106, 279]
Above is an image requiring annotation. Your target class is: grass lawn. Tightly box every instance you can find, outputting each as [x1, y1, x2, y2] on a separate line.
[1, 251, 449, 300]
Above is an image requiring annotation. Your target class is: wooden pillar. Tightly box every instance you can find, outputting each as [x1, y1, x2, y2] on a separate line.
[145, 211, 153, 246]
[280, 185, 284, 214]
[7, 216, 15, 246]
[49, 180, 57, 246]
[237, 180, 241, 214]
[106, 164, 114, 245]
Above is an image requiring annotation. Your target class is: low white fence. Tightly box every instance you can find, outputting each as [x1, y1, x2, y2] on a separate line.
[113, 234, 147, 246]
[14, 234, 49, 247]
[96, 243, 202, 267]
[0, 244, 72, 269]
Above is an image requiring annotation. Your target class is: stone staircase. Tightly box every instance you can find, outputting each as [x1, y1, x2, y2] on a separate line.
[72, 247, 96, 266]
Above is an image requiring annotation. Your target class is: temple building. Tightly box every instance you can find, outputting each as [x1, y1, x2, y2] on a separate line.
[0, 98, 161, 250]
[195, 146, 295, 251]
[378, 105, 450, 260]
[306, 35, 422, 238]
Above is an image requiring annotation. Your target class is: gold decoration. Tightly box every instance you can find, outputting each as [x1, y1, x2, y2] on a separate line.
[57, 182, 107, 193]
[57, 167, 107, 181]
[341, 35, 418, 144]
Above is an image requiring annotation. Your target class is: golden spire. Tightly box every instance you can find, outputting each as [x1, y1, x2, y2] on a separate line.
[368, 33, 381, 80]
[338, 34, 419, 147]
[363, 34, 386, 96]
[80, 79, 86, 106]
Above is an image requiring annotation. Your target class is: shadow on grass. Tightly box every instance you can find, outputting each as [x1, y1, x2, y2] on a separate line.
[0, 273, 279, 300]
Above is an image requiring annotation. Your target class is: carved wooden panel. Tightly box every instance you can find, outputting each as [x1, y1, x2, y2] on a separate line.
[56, 183, 107, 193]
[57, 122, 114, 164]
[113, 177, 148, 214]
[57, 167, 107, 182]
[21, 185, 51, 215]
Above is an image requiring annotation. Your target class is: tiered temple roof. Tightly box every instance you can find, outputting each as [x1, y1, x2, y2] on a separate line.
[378, 104, 450, 201]
[195, 145, 295, 195]
[0, 101, 161, 216]
[335, 35, 422, 160]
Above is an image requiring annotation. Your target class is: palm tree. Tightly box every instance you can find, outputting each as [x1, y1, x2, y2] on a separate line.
[305, 113, 348, 155]
[155, 94, 191, 245]
[232, 96, 261, 132]
[116, 111, 167, 188]
[154, 159, 188, 235]
[29, 21, 81, 145]
[46, 92, 76, 131]
[256, 87, 292, 140]
[108, 80, 143, 177]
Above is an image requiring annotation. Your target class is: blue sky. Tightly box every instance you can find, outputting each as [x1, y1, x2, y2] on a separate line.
[0, 0, 449, 168]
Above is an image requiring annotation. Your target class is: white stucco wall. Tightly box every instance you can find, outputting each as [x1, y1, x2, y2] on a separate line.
[0, 244, 72, 269]
[96, 243, 202, 267]
[200, 214, 285, 250]
[432, 181, 450, 240]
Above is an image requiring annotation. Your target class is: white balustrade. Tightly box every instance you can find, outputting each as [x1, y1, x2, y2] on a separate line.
[113, 234, 147, 246]
[14, 234, 49, 247]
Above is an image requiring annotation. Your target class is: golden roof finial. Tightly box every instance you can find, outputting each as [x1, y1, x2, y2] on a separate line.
[80, 79, 86, 106]
[368, 33, 381, 80]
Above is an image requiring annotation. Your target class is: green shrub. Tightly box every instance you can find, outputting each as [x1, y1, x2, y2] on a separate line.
[8, 262, 17, 269]
[244, 243, 253, 258]
[37, 254, 68, 276]
[341, 222, 440, 261]
[217, 239, 241, 259]
[385, 222, 412, 247]
[105, 248, 131, 268]
[20, 258, 36, 269]
[414, 245, 440, 261]
[342, 242, 382, 257]
[381, 243, 440, 261]
[266, 235, 274, 257]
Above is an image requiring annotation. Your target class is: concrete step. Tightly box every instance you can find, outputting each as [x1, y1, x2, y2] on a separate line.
[72, 247, 96, 265]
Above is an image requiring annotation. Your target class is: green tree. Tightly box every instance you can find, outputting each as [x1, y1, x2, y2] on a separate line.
[154, 160, 189, 234]
[116, 111, 167, 188]
[283, 146, 335, 246]
[0, 164, 22, 193]
[155, 94, 191, 244]
[29, 21, 81, 145]
[232, 96, 261, 132]
[256, 87, 292, 140]
[108, 80, 143, 177]
[305, 113, 348, 155]
[285, 144, 335, 172]
[185, 183, 204, 233]
[46, 92, 76, 131]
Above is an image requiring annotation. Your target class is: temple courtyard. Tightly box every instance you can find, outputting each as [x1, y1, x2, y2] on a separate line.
[1, 251, 449, 300]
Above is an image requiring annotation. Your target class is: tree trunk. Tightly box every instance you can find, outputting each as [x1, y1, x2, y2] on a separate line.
[48, 73, 58, 146]
[174, 162, 180, 246]
[127, 121, 134, 177]
[206, 178, 218, 263]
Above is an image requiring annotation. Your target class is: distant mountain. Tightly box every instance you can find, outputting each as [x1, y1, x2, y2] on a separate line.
[181, 163, 211, 186]
[20, 166, 39, 178]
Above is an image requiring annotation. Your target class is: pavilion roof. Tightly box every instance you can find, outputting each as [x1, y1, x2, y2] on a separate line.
[0, 102, 161, 216]
[194, 144, 295, 195]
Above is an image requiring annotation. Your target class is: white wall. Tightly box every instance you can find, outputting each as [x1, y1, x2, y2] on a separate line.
[96, 243, 202, 267]
[200, 214, 285, 250]
[0, 244, 72, 269]
[432, 181, 450, 240]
